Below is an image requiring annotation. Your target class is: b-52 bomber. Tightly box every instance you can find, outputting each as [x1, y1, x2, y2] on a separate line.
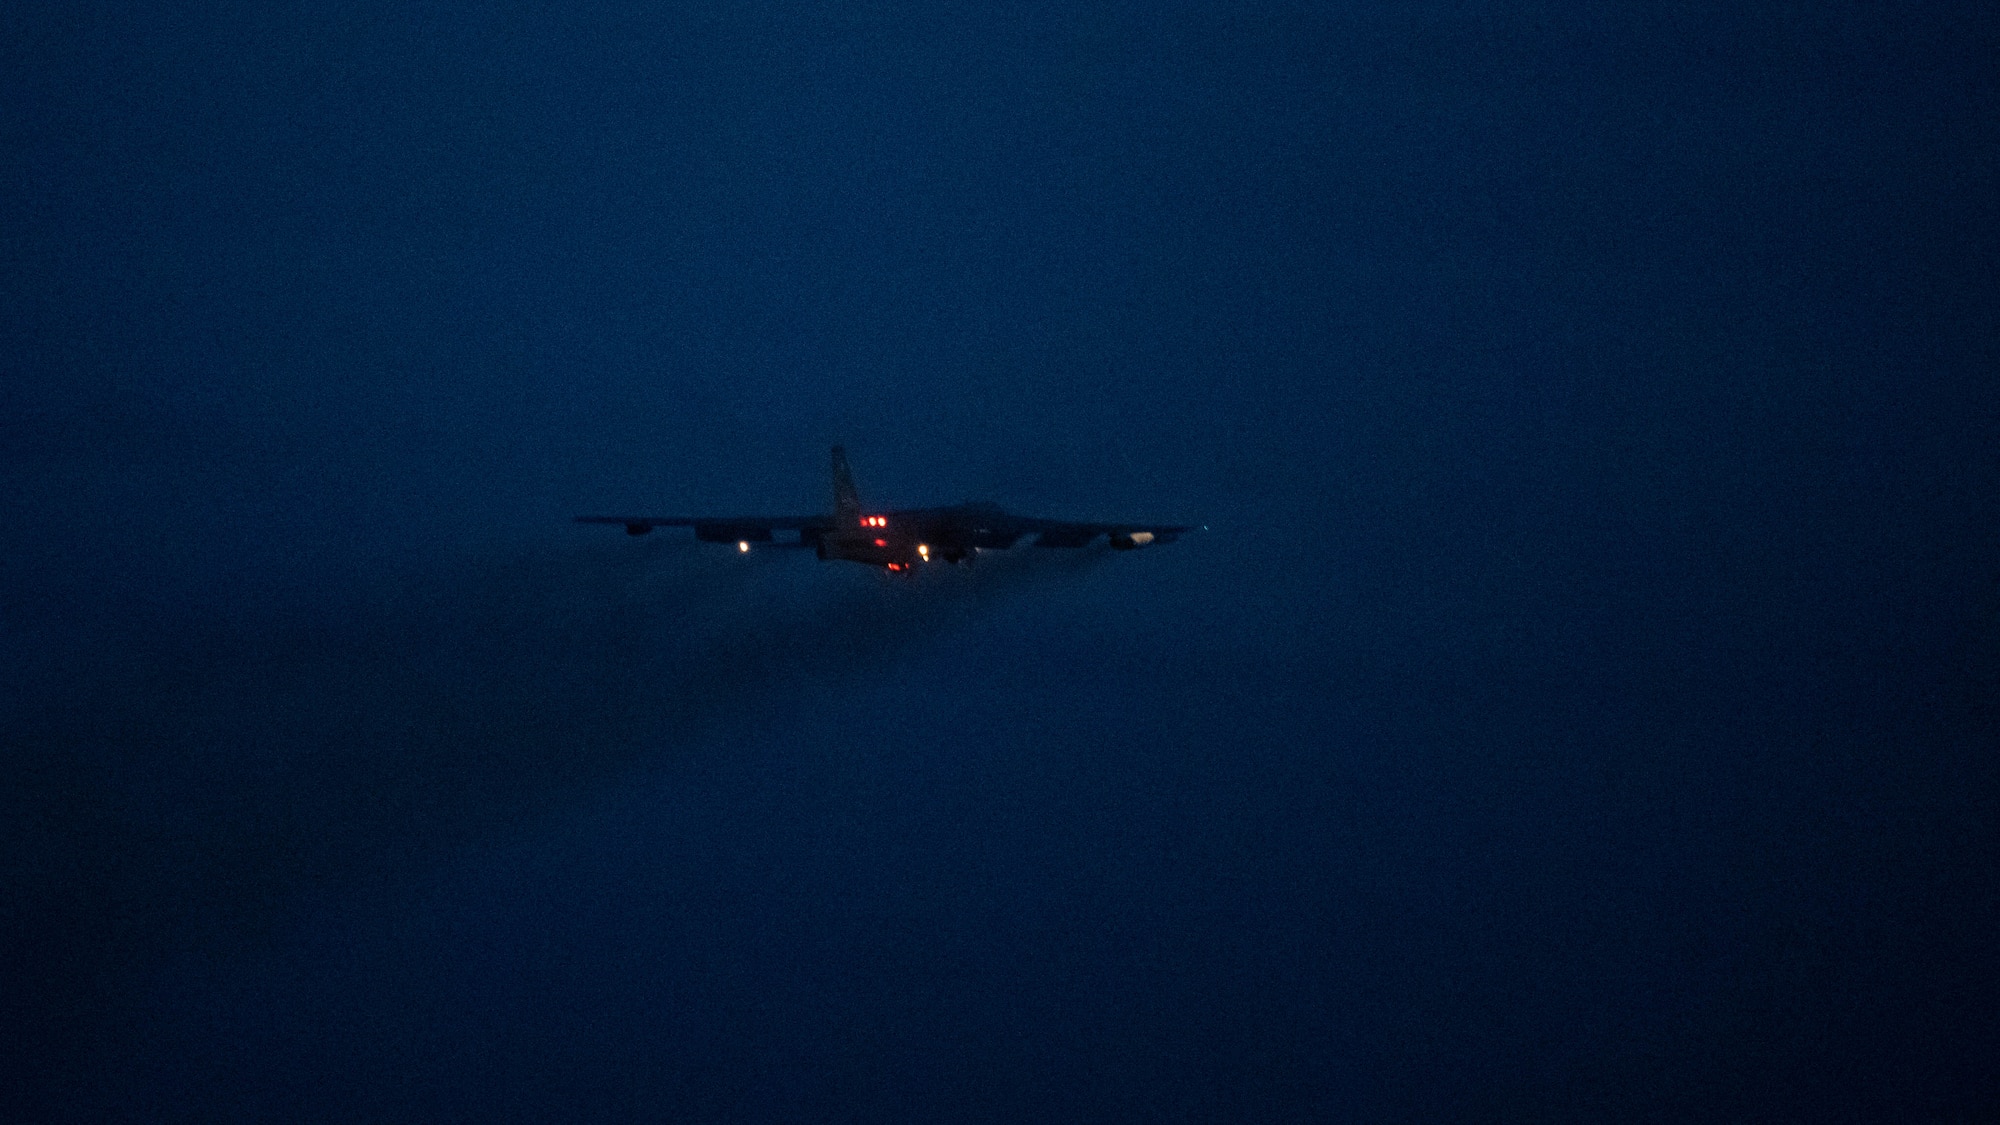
[577, 447, 1193, 572]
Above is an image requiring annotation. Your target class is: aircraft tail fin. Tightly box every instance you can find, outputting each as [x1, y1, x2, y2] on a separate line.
[831, 445, 861, 523]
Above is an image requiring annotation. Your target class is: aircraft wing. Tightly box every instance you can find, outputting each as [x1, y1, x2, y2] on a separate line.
[574, 515, 831, 542]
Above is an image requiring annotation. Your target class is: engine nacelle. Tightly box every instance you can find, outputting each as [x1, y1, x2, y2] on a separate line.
[1108, 531, 1156, 550]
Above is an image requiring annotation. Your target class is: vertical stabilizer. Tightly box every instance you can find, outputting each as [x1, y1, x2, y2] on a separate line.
[831, 445, 861, 524]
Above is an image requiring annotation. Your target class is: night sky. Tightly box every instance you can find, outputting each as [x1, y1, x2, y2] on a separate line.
[5, 2, 1997, 1120]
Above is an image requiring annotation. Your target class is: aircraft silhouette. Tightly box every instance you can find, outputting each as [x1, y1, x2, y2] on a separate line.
[577, 447, 1193, 572]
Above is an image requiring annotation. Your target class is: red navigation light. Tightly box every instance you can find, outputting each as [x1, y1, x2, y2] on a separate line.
[886, 563, 904, 572]
[873, 538, 887, 547]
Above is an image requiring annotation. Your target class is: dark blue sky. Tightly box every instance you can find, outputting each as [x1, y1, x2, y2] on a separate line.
[5, 2, 1996, 1120]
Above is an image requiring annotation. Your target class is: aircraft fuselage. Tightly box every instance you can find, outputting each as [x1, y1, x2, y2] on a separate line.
[812, 503, 1017, 570]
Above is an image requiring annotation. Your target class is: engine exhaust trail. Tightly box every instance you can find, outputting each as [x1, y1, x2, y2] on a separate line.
[3, 539, 1107, 1117]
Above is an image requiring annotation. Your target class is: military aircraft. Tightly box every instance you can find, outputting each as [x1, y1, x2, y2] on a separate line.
[577, 447, 1193, 572]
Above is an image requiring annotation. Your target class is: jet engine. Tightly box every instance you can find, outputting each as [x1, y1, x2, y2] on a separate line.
[1108, 531, 1157, 550]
